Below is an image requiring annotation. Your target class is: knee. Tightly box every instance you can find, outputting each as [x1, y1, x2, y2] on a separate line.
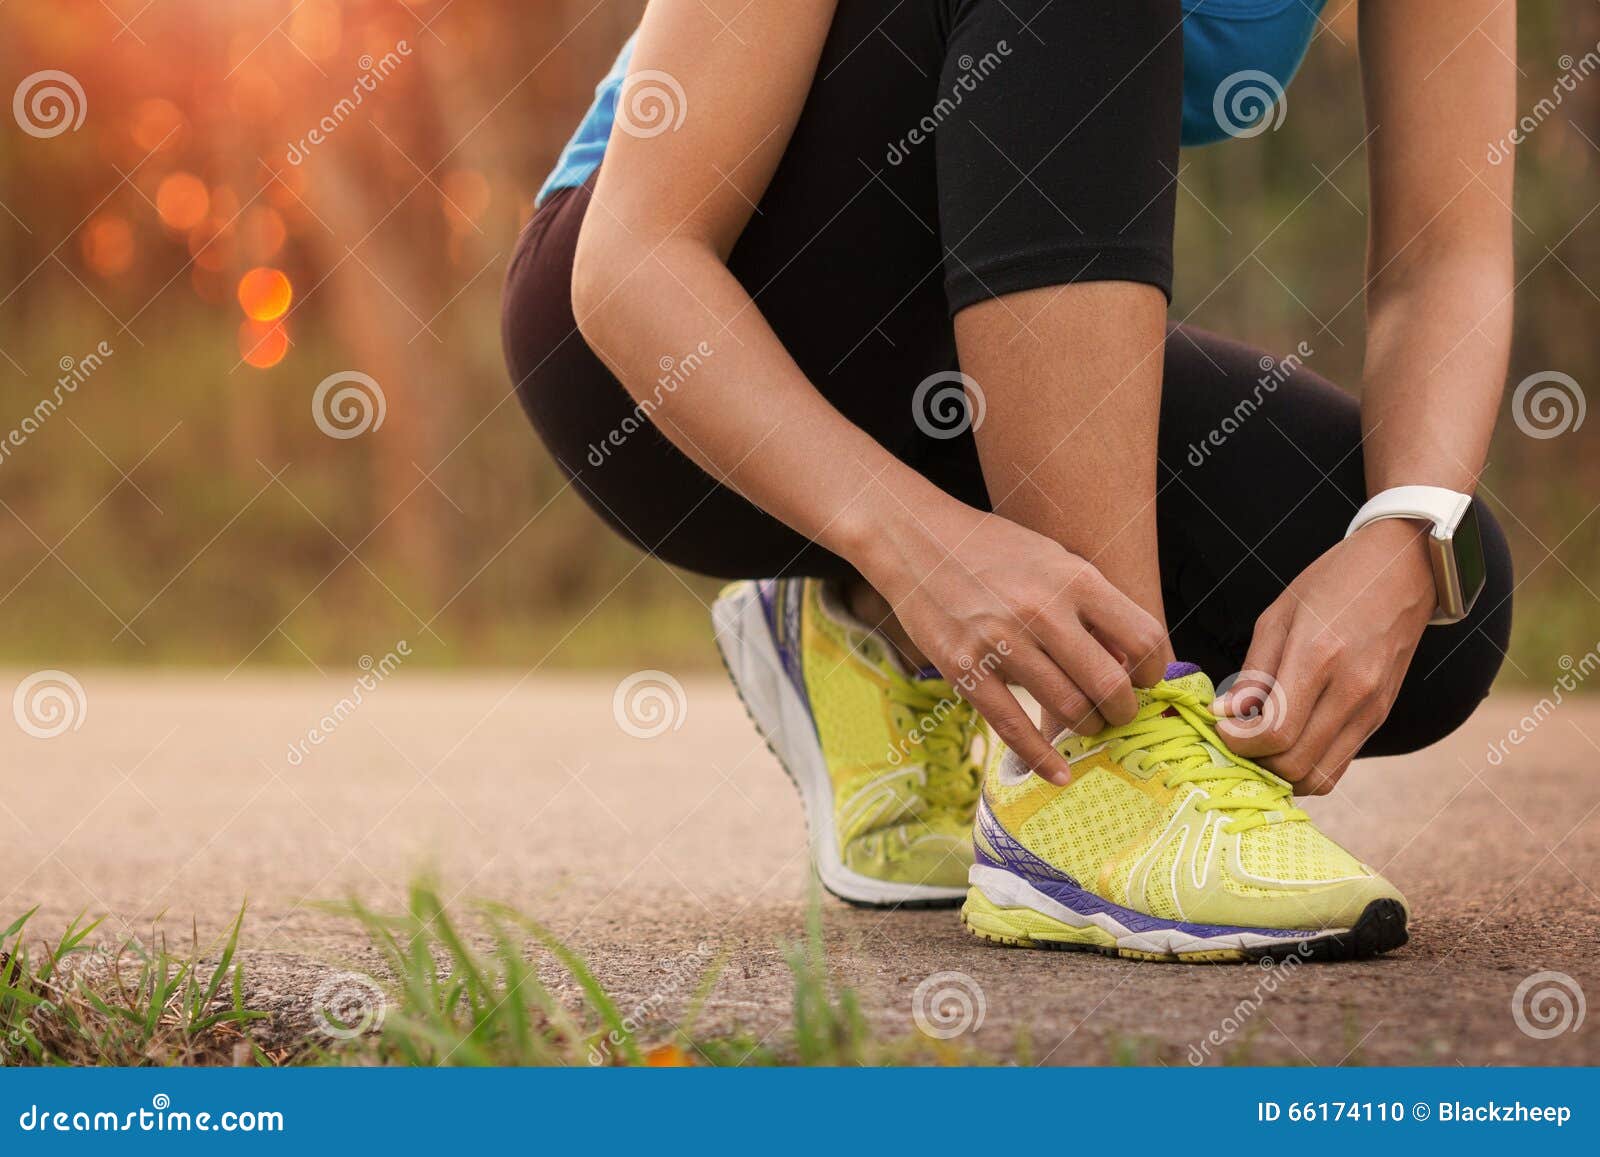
[1363, 497, 1514, 757]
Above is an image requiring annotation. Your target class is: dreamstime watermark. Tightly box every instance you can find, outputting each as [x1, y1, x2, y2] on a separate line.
[12, 670, 87, 739]
[1510, 370, 1584, 440]
[612, 670, 688, 739]
[912, 371, 985, 440]
[15, 1095, 284, 1134]
[13, 70, 86, 138]
[912, 971, 985, 1039]
[1488, 43, 1600, 164]
[1187, 945, 1313, 1064]
[0, 340, 113, 469]
[1213, 70, 1287, 139]
[1510, 970, 1586, 1040]
[886, 42, 1012, 165]
[1485, 645, 1600, 767]
[1186, 342, 1312, 466]
[586, 341, 714, 467]
[1213, 669, 1287, 741]
[285, 643, 411, 766]
[587, 941, 716, 1064]
[310, 971, 388, 1039]
[286, 42, 413, 165]
[616, 70, 687, 138]
[885, 640, 1010, 766]
[312, 370, 387, 439]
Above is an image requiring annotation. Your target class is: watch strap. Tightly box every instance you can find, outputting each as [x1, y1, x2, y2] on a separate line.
[1345, 485, 1472, 541]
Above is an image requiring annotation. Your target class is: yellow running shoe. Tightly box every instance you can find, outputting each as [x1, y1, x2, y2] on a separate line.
[962, 662, 1408, 962]
[712, 578, 980, 907]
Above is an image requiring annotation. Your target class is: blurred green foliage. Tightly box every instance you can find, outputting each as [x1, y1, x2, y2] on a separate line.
[0, 1, 1594, 680]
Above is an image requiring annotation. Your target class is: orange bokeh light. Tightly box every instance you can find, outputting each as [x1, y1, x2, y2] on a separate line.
[229, 66, 283, 123]
[156, 172, 210, 231]
[82, 215, 136, 277]
[237, 267, 293, 321]
[238, 320, 289, 369]
[129, 98, 186, 153]
[290, 0, 343, 62]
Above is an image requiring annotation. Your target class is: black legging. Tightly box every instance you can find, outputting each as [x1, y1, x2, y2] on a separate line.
[501, 0, 1513, 757]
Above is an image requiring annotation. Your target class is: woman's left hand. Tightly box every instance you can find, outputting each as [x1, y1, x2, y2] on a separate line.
[1211, 519, 1438, 794]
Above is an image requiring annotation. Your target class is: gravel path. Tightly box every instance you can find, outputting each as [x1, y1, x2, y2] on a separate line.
[3, 670, 1596, 1064]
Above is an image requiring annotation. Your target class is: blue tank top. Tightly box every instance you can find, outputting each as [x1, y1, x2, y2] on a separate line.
[538, 0, 1327, 206]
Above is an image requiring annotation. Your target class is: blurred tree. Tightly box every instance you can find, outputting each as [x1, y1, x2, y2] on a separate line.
[0, 0, 1591, 673]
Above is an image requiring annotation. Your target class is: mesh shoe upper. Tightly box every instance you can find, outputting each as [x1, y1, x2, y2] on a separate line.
[977, 665, 1404, 931]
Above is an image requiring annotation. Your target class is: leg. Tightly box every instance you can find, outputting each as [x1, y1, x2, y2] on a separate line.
[933, 0, 1185, 734]
[1155, 325, 1513, 754]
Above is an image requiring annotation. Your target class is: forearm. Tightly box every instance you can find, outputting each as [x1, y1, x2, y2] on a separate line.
[1356, 0, 1516, 500]
[1360, 250, 1512, 497]
[573, 233, 966, 570]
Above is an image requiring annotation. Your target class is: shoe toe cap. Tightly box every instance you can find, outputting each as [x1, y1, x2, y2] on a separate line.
[1188, 868, 1407, 932]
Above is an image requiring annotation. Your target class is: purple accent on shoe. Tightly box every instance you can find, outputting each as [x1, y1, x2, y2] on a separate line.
[1025, 873, 1306, 939]
[976, 799, 1076, 884]
[978, 799, 1306, 940]
[758, 579, 812, 715]
[756, 579, 781, 637]
[1164, 661, 1204, 679]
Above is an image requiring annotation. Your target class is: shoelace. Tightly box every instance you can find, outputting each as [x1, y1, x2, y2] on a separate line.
[1093, 683, 1308, 834]
[886, 673, 982, 813]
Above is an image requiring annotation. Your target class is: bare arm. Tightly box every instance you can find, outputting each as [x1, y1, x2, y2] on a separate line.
[1220, 0, 1517, 791]
[1358, 0, 1516, 495]
[572, 0, 1165, 779]
[573, 0, 891, 558]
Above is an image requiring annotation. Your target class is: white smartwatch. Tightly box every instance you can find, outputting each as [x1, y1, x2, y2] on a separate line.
[1344, 485, 1486, 626]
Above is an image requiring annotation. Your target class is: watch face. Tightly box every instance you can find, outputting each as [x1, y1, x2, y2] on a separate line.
[1453, 501, 1488, 618]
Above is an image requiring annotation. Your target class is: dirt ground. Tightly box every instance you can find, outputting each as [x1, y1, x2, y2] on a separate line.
[3, 670, 1597, 1065]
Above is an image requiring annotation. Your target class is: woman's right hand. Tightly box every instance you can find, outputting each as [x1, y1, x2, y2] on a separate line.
[860, 505, 1170, 786]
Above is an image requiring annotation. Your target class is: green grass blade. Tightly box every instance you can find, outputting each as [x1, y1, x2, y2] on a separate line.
[1, 907, 39, 942]
[507, 914, 642, 1067]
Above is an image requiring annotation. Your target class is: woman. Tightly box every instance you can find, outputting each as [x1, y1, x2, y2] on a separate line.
[503, 0, 1516, 962]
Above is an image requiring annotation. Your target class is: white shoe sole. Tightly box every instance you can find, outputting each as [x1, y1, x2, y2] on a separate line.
[711, 581, 966, 907]
[967, 864, 1333, 956]
[965, 864, 1407, 962]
